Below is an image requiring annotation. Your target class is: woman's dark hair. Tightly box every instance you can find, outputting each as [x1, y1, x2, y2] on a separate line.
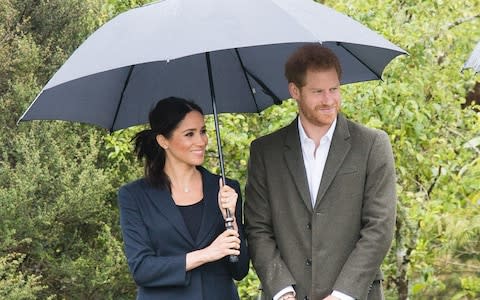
[133, 97, 204, 189]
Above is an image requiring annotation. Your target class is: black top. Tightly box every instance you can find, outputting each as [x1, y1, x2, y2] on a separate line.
[177, 199, 204, 240]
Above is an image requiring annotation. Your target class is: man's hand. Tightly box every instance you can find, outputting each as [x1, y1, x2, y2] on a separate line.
[280, 292, 296, 300]
[323, 296, 341, 300]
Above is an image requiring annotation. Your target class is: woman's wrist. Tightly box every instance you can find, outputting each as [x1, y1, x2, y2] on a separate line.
[186, 248, 210, 271]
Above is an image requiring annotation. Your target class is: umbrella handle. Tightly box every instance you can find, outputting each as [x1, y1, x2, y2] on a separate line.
[224, 209, 239, 263]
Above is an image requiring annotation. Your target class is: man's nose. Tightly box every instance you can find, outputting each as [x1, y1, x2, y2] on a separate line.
[321, 92, 335, 103]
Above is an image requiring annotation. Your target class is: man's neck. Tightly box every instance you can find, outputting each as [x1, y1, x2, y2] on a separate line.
[298, 116, 332, 147]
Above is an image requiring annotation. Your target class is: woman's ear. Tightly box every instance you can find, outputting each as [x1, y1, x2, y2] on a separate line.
[156, 134, 168, 150]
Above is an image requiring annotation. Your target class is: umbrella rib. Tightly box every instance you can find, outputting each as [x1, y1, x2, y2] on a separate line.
[338, 42, 382, 79]
[234, 50, 282, 106]
[110, 65, 135, 132]
[234, 48, 260, 111]
[243, 68, 283, 105]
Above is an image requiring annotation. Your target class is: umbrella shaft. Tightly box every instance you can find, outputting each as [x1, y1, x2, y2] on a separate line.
[206, 52, 237, 263]
[206, 52, 226, 183]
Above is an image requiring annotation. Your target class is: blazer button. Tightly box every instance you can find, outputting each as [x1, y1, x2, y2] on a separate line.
[303, 297, 309, 300]
[305, 258, 312, 266]
[306, 222, 311, 230]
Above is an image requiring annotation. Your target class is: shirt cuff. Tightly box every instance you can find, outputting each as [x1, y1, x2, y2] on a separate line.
[332, 290, 355, 300]
[273, 286, 296, 300]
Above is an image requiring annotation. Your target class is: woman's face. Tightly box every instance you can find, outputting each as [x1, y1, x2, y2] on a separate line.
[159, 111, 208, 167]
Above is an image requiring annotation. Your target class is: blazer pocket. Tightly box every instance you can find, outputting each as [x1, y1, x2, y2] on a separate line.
[337, 168, 357, 176]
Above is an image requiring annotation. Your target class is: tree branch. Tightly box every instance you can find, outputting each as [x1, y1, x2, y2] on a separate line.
[433, 13, 480, 41]
[427, 166, 441, 196]
[445, 13, 480, 32]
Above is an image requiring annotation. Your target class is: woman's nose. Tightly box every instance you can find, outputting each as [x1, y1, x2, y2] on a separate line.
[196, 134, 208, 145]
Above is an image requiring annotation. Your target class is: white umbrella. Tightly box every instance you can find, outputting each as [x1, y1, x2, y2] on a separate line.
[19, 0, 406, 132]
[464, 40, 480, 73]
[18, 0, 407, 191]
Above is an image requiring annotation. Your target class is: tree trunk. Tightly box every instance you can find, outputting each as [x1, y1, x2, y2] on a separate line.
[395, 218, 410, 300]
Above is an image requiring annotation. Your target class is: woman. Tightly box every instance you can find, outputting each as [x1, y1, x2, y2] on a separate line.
[118, 97, 249, 299]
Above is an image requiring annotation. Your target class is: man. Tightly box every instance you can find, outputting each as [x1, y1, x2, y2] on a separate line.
[244, 44, 397, 300]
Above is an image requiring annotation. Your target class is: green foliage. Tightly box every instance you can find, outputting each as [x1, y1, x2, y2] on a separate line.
[103, 127, 143, 188]
[203, 100, 299, 188]
[0, 0, 137, 298]
[325, 1, 480, 299]
[236, 263, 262, 300]
[99, 0, 154, 24]
[0, 253, 47, 300]
[0, 124, 136, 299]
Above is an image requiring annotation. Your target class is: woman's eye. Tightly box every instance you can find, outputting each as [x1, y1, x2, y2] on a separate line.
[186, 132, 194, 137]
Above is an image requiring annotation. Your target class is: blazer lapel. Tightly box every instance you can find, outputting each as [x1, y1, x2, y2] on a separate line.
[144, 184, 195, 247]
[314, 114, 351, 209]
[195, 167, 221, 246]
[284, 119, 313, 212]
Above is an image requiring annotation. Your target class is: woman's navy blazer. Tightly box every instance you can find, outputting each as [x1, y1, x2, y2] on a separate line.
[118, 167, 249, 300]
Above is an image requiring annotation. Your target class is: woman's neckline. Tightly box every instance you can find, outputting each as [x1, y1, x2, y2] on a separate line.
[176, 198, 204, 207]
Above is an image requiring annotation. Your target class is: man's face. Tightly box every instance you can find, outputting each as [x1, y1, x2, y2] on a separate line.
[289, 68, 341, 129]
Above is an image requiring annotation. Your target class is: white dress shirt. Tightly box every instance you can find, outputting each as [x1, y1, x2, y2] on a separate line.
[298, 117, 336, 206]
[272, 117, 354, 300]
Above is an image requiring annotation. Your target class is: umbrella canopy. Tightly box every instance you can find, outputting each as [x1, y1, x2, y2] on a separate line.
[464, 40, 480, 73]
[18, 0, 406, 132]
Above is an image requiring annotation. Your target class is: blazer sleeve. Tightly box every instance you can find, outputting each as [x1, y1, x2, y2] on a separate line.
[333, 130, 397, 299]
[244, 140, 296, 297]
[118, 184, 191, 288]
[225, 179, 250, 281]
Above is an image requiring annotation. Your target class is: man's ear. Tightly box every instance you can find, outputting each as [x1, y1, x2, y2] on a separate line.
[288, 82, 300, 100]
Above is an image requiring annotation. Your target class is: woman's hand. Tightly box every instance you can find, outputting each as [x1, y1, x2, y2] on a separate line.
[218, 178, 238, 221]
[186, 229, 240, 270]
[204, 229, 241, 261]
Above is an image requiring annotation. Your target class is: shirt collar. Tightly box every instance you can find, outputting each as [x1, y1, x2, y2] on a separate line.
[298, 116, 337, 144]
